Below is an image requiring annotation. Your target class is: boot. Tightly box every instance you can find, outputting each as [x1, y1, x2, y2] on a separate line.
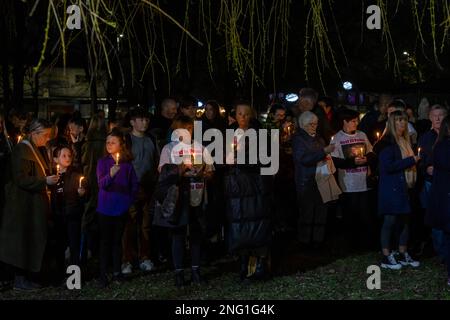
[191, 267, 207, 285]
[250, 257, 267, 281]
[175, 269, 187, 288]
[13, 276, 42, 291]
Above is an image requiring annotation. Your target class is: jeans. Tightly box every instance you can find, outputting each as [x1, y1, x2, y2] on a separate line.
[381, 215, 409, 250]
[432, 228, 448, 262]
[54, 214, 82, 278]
[445, 233, 450, 277]
[170, 209, 204, 270]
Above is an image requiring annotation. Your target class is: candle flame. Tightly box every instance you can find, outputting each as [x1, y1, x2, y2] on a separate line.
[79, 176, 85, 188]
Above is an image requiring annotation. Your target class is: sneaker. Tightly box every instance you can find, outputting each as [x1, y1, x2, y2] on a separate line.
[121, 262, 133, 275]
[398, 252, 420, 268]
[158, 255, 168, 264]
[381, 253, 402, 270]
[139, 260, 155, 272]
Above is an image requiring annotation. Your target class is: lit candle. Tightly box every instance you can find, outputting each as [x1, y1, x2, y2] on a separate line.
[376, 132, 380, 141]
[56, 164, 60, 175]
[360, 147, 364, 157]
[418, 147, 421, 156]
[191, 149, 195, 165]
[17, 135, 23, 143]
[79, 176, 85, 188]
[115, 153, 120, 165]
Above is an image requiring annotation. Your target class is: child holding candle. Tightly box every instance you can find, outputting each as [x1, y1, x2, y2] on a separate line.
[50, 145, 86, 285]
[96, 128, 138, 288]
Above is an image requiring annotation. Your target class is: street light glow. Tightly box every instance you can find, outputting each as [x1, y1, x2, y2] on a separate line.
[285, 93, 299, 102]
[343, 81, 353, 90]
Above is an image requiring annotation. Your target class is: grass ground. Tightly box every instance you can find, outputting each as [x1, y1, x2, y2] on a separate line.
[1, 252, 449, 300]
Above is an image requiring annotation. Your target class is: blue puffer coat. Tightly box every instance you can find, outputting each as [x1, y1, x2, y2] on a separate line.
[375, 138, 416, 216]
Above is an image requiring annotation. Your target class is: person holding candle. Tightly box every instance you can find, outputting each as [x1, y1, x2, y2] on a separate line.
[293, 111, 336, 250]
[0, 119, 58, 290]
[373, 110, 421, 270]
[224, 102, 273, 283]
[49, 145, 86, 285]
[96, 128, 138, 288]
[154, 115, 214, 287]
[330, 109, 377, 251]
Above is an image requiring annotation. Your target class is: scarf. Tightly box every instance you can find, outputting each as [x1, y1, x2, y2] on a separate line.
[397, 136, 416, 188]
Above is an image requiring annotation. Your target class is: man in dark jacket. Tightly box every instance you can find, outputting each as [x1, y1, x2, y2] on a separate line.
[67, 117, 86, 171]
[418, 105, 448, 261]
[149, 97, 178, 151]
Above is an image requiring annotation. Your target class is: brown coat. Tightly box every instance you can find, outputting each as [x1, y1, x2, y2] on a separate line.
[0, 139, 50, 272]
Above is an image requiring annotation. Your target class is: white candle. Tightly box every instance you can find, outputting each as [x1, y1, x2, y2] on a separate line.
[56, 164, 60, 174]
[115, 153, 120, 165]
[79, 176, 84, 188]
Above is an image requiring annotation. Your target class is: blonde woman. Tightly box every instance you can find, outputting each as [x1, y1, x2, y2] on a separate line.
[374, 110, 421, 270]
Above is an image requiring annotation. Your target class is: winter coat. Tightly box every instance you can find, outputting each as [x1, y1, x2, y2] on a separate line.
[375, 138, 416, 216]
[225, 166, 273, 254]
[50, 167, 86, 218]
[0, 139, 51, 272]
[224, 122, 273, 254]
[80, 129, 106, 229]
[292, 129, 327, 193]
[426, 138, 450, 232]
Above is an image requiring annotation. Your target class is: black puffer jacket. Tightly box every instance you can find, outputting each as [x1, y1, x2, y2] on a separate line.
[224, 123, 274, 254]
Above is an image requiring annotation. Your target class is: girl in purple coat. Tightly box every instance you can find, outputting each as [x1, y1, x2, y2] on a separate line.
[96, 128, 138, 287]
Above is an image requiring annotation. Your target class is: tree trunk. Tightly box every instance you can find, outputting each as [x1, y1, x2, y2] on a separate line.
[12, 0, 26, 113]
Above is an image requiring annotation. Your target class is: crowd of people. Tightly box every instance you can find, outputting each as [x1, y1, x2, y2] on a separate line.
[0, 90, 449, 292]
